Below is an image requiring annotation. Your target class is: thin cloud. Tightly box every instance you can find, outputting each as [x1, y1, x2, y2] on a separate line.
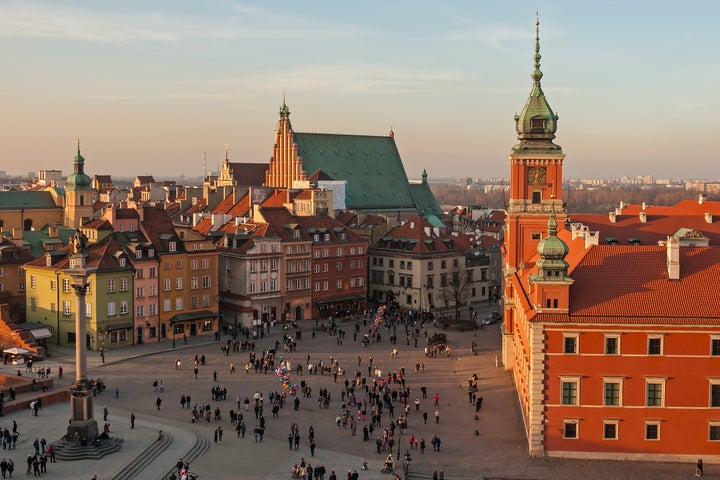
[0, 1, 181, 44]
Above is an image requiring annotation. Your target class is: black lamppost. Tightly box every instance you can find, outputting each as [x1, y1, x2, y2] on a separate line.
[172, 323, 176, 349]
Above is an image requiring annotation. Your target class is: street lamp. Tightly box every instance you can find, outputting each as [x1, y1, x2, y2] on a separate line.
[172, 323, 176, 349]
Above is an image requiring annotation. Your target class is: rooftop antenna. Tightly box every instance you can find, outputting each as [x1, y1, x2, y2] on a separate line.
[203, 151, 207, 179]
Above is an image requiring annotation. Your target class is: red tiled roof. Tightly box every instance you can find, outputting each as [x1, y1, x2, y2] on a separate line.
[115, 208, 139, 219]
[568, 245, 720, 320]
[186, 199, 208, 215]
[226, 194, 250, 217]
[570, 200, 720, 246]
[372, 215, 468, 254]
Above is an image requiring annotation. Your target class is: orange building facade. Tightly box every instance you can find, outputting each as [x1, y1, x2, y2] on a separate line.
[503, 20, 720, 461]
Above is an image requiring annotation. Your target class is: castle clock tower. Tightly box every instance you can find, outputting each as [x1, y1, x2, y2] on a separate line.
[505, 18, 566, 275]
[501, 18, 567, 370]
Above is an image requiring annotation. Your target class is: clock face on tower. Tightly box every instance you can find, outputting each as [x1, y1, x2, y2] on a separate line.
[528, 166, 547, 185]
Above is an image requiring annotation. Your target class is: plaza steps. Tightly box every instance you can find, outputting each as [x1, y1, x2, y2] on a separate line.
[111, 430, 174, 480]
[53, 436, 124, 460]
[160, 431, 211, 480]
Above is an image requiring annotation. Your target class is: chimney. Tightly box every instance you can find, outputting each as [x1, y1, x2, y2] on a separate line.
[410, 221, 415, 229]
[705, 212, 713, 224]
[699, 193, 706, 205]
[619, 201, 625, 210]
[639, 211, 647, 223]
[666, 235, 680, 280]
[609, 212, 617, 223]
[642, 202, 646, 210]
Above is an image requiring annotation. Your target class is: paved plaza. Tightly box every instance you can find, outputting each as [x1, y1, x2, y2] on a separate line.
[0, 304, 707, 479]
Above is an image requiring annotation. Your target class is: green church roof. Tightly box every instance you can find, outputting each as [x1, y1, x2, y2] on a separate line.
[409, 181, 444, 218]
[0, 191, 58, 210]
[294, 133, 416, 211]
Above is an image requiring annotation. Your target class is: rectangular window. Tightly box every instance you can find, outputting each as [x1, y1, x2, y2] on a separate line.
[164, 279, 171, 291]
[712, 338, 720, 356]
[357, 260, 363, 269]
[137, 305, 144, 317]
[49, 280, 56, 291]
[271, 259, 278, 270]
[285, 280, 291, 292]
[604, 381, 621, 406]
[164, 261, 171, 270]
[202, 259, 209, 269]
[710, 424, 720, 441]
[323, 281, 328, 291]
[336, 280, 343, 289]
[18, 281, 25, 292]
[201, 295, 209, 308]
[107, 302, 116, 316]
[149, 267, 157, 278]
[260, 282, 267, 293]
[561, 380, 578, 405]
[50, 302, 56, 312]
[532, 191, 541, 204]
[176, 277, 183, 290]
[563, 334, 578, 354]
[358, 277, 364, 286]
[648, 336, 663, 355]
[270, 280, 277, 291]
[191, 260, 198, 270]
[646, 381, 664, 407]
[150, 285, 157, 296]
[563, 420, 578, 439]
[250, 283, 257, 294]
[85, 303, 92, 318]
[357, 247, 363, 254]
[120, 278, 128, 291]
[136, 268, 144, 279]
[711, 382, 720, 407]
[336, 248, 342, 257]
[31, 297, 37, 311]
[323, 264, 328, 272]
[314, 282, 320, 292]
[645, 422, 660, 440]
[603, 421, 618, 440]
[605, 335, 619, 355]
[314, 265, 320, 273]
[407, 261, 413, 269]
[120, 301, 128, 314]
[107, 279, 116, 293]
[163, 299, 171, 312]
[400, 261, 405, 269]
[30, 275, 36, 289]
[191, 277, 199, 289]
[63, 279, 71, 292]
[149, 303, 157, 315]
[296, 279, 301, 290]
[191, 296, 198, 309]
[202, 276, 211, 288]
[336, 262, 342, 271]
[176, 260, 183, 269]
[175, 298, 183, 310]
[350, 278, 355, 288]
[63, 301, 71, 315]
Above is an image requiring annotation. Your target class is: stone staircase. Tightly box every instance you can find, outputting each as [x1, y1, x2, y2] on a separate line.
[53, 436, 124, 461]
[111, 431, 174, 480]
[159, 431, 211, 480]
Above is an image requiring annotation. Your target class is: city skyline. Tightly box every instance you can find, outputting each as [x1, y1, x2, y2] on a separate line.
[1, 1, 718, 180]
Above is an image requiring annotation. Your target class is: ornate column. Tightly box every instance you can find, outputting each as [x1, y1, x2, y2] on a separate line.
[65, 232, 98, 445]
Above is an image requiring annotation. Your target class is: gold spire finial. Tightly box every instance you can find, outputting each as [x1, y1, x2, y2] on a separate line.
[224, 141, 229, 160]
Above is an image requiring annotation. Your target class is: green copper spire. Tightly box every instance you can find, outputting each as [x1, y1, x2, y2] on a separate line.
[66, 140, 91, 190]
[512, 15, 561, 154]
[532, 16, 543, 86]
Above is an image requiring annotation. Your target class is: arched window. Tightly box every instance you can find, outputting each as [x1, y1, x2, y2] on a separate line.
[80, 195, 84, 206]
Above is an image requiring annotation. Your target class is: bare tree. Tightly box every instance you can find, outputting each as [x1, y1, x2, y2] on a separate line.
[440, 265, 469, 320]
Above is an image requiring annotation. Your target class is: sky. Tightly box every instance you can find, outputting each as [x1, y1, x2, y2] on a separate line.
[1, 0, 719, 181]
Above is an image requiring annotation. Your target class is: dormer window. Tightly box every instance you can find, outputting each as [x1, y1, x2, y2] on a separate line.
[530, 117, 545, 132]
[293, 229, 300, 239]
[119, 257, 126, 267]
[148, 248, 155, 257]
[169, 241, 176, 252]
[136, 250, 143, 259]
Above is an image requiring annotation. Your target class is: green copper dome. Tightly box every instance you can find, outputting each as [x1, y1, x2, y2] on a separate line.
[66, 148, 91, 190]
[536, 211, 569, 274]
[513, 19, 562, 154]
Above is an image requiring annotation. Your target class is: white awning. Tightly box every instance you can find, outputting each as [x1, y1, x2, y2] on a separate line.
[29, 328, 52, 339]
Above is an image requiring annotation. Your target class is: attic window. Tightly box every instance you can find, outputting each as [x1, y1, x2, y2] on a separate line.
[169, 241, 177, 252]
[119, 257, 126, 267]
[605, 237, 618, 245]
[531, 117, 545, 132]
[293, 229, 300, 238]
[628, 238, 641, 245]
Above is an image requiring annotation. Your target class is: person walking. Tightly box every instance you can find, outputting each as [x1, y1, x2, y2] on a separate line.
[433, 393, 439, 406]
[130, 412, 136, 429]
[103, 406, 108, 421]
[156, 397, 162, 410]
[696, 458, 704, 476]
[435, 409, 440, 424]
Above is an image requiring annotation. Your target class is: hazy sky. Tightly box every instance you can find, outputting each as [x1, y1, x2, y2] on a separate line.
[1, 1, 718, 181]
